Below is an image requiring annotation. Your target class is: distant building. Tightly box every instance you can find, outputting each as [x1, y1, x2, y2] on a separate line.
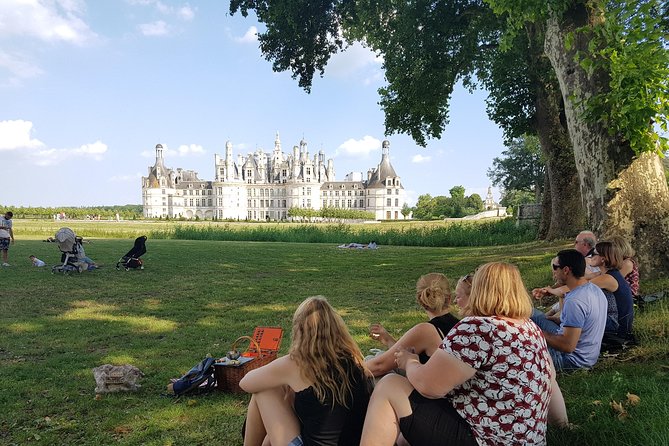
[142, 134, 406, 221]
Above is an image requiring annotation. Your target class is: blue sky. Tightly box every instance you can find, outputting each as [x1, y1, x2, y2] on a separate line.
[1, 0, 506, 208]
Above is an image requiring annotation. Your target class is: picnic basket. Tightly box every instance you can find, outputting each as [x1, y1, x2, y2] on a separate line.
[215, 326, 283, 393]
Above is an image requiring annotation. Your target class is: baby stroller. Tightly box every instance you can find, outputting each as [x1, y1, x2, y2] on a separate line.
[116, 236, 147, 271]
[51, 228, 86, 273]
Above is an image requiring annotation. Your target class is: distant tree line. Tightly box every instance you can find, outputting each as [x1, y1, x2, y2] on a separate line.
[412, 186, 484, 220]
[0, 205, 143, 220]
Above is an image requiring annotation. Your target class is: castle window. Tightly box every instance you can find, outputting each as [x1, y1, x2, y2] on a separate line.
[347, 199, 352, 208]
[387, 189, 391, 195]
[307, 199, 311, 207]
[323, 199, 327, 207]
[360, 199, 364, 207]
[208, 198, 212, 206]
[387, 198, 392, 206]
[307, 187, 311, 194]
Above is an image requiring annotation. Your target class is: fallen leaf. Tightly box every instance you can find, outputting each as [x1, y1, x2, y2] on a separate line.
[592, 400, 602, 406]
[94, 394, 102, 400]
[626, 393, 640, 406]
[587, 411, 596, 421]
[610, 400, 628, 421]
[187, 399, 197, 406]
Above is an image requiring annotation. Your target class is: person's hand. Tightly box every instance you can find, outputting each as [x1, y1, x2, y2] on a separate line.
[394, 346, 418, 370]
[369, 323, 395, 347]
[532, 287, 549, 299]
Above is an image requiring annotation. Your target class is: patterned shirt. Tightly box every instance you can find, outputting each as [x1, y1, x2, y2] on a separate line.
[625, 258, 640, 297]
[442, 317, 551, 445]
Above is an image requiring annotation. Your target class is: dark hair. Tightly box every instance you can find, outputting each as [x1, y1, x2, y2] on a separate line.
[5, 211, 12, 218]
[556, 249, 586, 278]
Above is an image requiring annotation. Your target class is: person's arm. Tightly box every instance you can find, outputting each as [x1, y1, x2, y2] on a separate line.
[239, 355, 298, 393]
[543, 326, 582, 353]
[366, 323, 442, 377]
[9, 226, 14, 243]
[396, 347, 475, 399]
[590, 274, 618, 292]
[369, 323, 396, 348]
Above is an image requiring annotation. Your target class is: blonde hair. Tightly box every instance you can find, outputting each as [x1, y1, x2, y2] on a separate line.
[609, 236, 635, 259]
[595, 241, 624, 270]
[456, 273, 473, 296]
[289, 296, 370, 407]
[465, 262, 532, 319]
[415, 273, 452, 312]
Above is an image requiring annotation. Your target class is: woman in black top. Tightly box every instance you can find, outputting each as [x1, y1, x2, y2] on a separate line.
[240, 296, 373, 446]
[367, 273, 459, 377]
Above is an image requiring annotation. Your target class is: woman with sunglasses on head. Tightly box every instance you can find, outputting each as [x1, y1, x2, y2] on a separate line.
[361, 262, 567, 446]
[589, 241, 635, 340]
[367, 273, 460, 377]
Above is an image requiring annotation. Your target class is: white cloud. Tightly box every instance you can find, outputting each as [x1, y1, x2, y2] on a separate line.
[140, 143, 205, 158]
[109, 172, 142, 182]
[177, 5, 195, 21]
[127, 0, 196, 20]
[138, 20, 169, 36]
[337, 136, 381, 157]
[0, 51, 44, 85]
[0, 120, 107, 165]
[0, 120, 45, 151]
[175, 144, 205, 156]
[33, 140, 108, 166]
[235, 26, 258, 44]
[326, 42, 383, 79]
[412, 154, 431, 163]
[0, 0, 98, 45]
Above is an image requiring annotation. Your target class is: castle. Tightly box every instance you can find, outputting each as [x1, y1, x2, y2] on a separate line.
[142, 133, 406, 221]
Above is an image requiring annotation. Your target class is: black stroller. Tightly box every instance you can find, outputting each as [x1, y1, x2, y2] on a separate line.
[116, 236, 147, 271]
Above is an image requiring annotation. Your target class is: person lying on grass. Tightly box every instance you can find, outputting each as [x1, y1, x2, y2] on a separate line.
[240, 296, 374, 446]
[367, 273, 459, 377]
[360, 262, 568, 446]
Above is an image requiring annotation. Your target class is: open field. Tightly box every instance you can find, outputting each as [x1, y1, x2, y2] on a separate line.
[1, 227, 668, 445]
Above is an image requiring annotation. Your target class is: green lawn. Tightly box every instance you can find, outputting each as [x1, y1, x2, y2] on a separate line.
[1, 234, 668, 445]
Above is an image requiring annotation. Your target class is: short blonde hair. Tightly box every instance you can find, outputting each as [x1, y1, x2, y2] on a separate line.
[465, 262, 532, 319]
[415, 273, 452, 312]
[609, 236, 635, 259]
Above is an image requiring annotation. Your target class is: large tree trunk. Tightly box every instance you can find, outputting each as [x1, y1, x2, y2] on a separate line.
[526, 23, 585, 240]
[545, 5, 669, 275]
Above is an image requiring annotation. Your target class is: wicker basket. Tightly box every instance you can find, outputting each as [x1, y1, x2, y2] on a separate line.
[215, 336, 277, 393]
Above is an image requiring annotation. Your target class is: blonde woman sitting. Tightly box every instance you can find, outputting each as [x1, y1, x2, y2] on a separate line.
[361, 263, 567, 446]
[367, 273, 460, 377]
[240, 296, 373, 446]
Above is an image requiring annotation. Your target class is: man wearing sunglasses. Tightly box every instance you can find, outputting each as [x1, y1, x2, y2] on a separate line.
[533, 249, 607, 371]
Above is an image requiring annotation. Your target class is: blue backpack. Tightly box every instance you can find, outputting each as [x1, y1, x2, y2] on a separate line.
[169, 356, 217, 396]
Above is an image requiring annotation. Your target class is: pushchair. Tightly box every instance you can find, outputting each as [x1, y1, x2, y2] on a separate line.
[116, 236, 147, 271]
[51, 228, 87, 273]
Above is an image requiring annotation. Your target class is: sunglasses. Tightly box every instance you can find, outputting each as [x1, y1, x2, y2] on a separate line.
[460, 273, 474, 284]
[592, 251, 600, 256]
[552, 264, 562, 270]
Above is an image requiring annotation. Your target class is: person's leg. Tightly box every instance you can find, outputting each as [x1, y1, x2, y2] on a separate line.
[1, 249, 7, 264]
[243, 395, 267, 446]
[245, 386, 300, 446]
[531, 308, 560, 334]
[547, 358, 568, 427]
[360, 373, 414, 446]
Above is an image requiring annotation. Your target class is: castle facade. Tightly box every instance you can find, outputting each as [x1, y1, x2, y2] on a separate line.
[142, 133, 406, 221]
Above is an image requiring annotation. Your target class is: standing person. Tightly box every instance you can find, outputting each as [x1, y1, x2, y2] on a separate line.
[366, 273, 459, 377]
[360, 262, 567, 446]
[240, 296, 373, 446]
[0, 211, 14, 267]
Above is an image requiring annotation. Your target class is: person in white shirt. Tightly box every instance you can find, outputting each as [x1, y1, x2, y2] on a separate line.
[29, 255, 46, 267]
[0, 211, 15, 267]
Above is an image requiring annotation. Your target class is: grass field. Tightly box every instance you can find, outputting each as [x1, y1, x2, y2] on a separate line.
[1, 222, 668, 445]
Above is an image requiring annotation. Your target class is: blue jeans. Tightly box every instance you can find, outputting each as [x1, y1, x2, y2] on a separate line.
[530, 308, 560, 334]
[531, 309, 581, 371]
[288, 435, 303, 446]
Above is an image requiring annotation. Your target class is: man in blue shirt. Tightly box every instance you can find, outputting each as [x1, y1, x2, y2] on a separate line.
[538, 249, 607, 371]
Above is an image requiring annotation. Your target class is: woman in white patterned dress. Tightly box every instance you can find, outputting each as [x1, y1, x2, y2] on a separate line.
[360, 262, 567, 446]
